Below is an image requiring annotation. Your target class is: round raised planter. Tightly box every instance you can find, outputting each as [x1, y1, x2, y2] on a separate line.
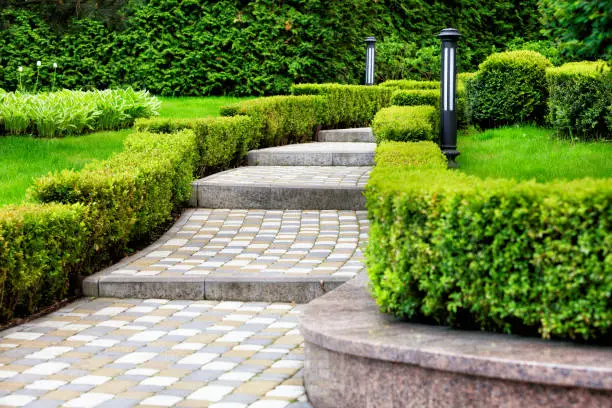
[299, 274, 612, 408]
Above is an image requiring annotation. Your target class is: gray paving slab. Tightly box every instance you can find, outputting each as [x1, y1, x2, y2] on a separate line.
[247, 142, 375, 166]
[190, 166, 370, 209]
[317, 127, 375, 143]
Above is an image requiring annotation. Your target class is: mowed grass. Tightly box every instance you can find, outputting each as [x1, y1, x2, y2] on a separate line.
[0, 97, 250, 206]
[0, 129, 131, 206]
[158, 96, 250, 118]
[457, 126, 612, 182]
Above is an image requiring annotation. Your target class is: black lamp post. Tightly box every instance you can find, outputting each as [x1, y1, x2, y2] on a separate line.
[365, 37, 376, 86]
[438, 28, 461, 168]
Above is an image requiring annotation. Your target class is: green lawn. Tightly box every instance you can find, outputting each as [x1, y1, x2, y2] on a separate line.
[0, 97, 249, 206]
[158, 96, 249, 118]
[457, 126, 612, 182]
[0, 129, 131, 206]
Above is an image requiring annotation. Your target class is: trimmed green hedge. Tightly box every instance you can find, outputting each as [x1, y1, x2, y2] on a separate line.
[391, 89, 438, 107]
[220, 95, 324, 147]
[546, 61, 612, 139]
[380, 79, 439, 90]
[290, 83, 392, 128]
[467, 51, 552, 128]
[135, 116, 257, 172]
[372, 105, 437, 142]
[0, 203, 90, 322]
[366, 142, 612, 342]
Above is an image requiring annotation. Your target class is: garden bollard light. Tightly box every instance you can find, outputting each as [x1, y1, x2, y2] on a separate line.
[438, 28, 461, 168]
[365, 37, 376, 85]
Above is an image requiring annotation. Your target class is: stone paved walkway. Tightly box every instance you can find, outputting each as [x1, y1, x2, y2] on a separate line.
[107, 209, 368, 279]
[0, 298, 309, 408]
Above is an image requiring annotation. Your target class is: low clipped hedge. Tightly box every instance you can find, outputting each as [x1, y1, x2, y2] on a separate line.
[290, 83, 392, 128]
[135, 115, 257, 172]
[372, 105, 437, 142]
[0, 130, 198, 321]
[380, 79, 440, 90]
[467, 51, 552, 128]
[220, 95, 324, 147]
[366, 141, 612, 342]
[0, 203, 90, 322]
[546, 61, 612, 139]
[391, 89, 439, 106]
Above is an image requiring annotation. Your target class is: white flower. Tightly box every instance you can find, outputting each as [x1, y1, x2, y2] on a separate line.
[36, 61, 41, 67]
[53, 62, 58, 69]
[18, 66, 23, 72]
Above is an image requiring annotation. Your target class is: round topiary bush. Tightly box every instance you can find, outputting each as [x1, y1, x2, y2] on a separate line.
[467, 50, 553, 128]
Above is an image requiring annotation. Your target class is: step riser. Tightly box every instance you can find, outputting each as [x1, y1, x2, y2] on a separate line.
[190, 184, 366, 210]
[317, 130, 375, 143]
[85, 278, 345, 303]
[248, 152, 374, 166]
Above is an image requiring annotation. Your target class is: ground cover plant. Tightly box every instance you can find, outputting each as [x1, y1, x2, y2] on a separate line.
[0, 88, 159, 137]
[457, 126, 612, 182]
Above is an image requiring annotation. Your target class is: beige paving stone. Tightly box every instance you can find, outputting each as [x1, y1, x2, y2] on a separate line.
[91, 379, 137, 394]
[235, 380, 280, 395]
[41, 390, 81, 400]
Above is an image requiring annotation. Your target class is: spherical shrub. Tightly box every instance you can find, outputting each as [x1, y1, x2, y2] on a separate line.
[467, 51, 552, 128]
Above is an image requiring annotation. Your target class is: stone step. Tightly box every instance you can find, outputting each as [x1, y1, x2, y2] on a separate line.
[190, 166, 370, 210]
[83, 208, 369, 303]
[247, 142, 375, 166]
[317, 128, 375, 143]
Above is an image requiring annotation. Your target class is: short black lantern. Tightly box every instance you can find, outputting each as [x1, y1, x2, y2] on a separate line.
[438, 28, 461, 167]
[365, 37, 376, 86]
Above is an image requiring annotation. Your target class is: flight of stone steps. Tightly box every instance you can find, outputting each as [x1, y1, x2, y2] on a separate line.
[83, 128, 374, 302]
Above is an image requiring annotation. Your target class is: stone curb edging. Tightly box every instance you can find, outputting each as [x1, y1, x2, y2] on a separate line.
[299, 274, 612, 393]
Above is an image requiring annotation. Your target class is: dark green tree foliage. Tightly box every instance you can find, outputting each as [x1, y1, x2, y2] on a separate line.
[538, 0, 611, 61]
[0, 0, 542, 95]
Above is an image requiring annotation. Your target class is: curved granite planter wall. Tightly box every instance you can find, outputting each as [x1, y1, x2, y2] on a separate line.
[299, 275, 612, 408]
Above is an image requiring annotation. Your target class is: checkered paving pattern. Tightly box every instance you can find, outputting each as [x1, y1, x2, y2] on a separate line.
[199, 166, 370, 188]
[109, 209, 368, 279]
[0, 298, 311, 408]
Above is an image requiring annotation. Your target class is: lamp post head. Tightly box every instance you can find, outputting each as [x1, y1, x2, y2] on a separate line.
[438, 28, 461, 42]
[365, 36, 376, 44]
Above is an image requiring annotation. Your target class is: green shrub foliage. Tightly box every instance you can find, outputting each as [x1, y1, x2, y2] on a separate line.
[391, 89, 439, 107]
[546, 61, 612, 139]
[366, 142, 612, 342]
[467, 51, 553, 128]
[372, 105, 437, 142]
[0, 89, 159, 137]
[380, 80, 440, 90]
[0, 203, 90, 322]
[0, 2, 542, 95]
[290, 84, 392, 128]
[221, 96, 324, 147]
[538, 0, 611, 61]
[31, 129, 199, 256]
[134, 116, 258, 172]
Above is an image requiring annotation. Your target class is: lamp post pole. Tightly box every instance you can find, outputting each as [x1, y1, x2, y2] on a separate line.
[438, 28, 461, 168]
[365, 37, 376, 86]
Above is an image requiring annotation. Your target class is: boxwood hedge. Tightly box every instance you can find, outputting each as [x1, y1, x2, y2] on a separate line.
[372, 105, 437, 142]
[366, 141, 612, 342]
[546, 61, 611, 140]
[466, 51, 552, 128]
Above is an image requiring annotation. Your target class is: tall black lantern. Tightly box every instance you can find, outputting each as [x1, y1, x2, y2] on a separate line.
[438, 28, 461, 167]
[365, 37, 376, 86]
